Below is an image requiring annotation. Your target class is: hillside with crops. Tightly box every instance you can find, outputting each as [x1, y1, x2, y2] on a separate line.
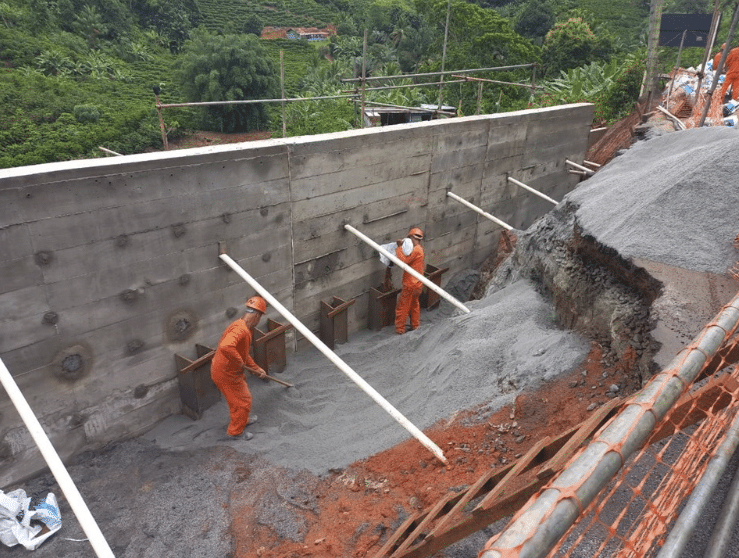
[2, 0, 722, 170]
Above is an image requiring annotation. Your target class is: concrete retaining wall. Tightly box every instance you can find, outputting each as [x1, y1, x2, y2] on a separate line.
[0, 103, 594, 486]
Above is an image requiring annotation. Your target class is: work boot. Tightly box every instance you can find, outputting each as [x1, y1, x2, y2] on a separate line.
[226, 431, 254, 441]
[247, 415, 258, 425]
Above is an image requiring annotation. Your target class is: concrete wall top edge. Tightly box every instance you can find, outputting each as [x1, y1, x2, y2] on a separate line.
[0, 104, 594, 186]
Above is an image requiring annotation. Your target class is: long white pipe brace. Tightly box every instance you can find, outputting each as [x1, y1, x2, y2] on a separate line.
[565, 159, 595, 175]
[506, 177, 559, 206]
[218, 253, 448, 465]
[343, 224, 471, 314]
[445, 191, 513, 232]
[0, 358, 115, 558]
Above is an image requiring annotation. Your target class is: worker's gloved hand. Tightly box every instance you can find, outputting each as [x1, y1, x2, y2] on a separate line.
[254, 367, 267, 379]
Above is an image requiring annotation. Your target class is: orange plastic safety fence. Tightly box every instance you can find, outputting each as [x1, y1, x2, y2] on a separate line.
[545, 330, 739, 558]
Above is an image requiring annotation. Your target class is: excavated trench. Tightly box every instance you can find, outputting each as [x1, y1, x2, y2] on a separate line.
[483, 199, 664, 391]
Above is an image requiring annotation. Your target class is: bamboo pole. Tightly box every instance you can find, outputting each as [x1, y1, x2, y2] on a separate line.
[280, 49, 286, 138]
[438, 0, 452, 111]
[694, 0, 723, 102]
[666, 29, 687, 111]
[361, 29, 367, 129]
[154, 91, 168, 150]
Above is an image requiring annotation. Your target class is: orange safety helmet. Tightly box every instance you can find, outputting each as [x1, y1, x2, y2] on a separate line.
[245, 296, 267, 314]
[408, 227, 424, 240]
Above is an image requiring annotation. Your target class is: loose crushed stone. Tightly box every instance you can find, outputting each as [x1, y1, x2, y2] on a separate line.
[569, 126, 739, 274]
[144, 277, 589, 475]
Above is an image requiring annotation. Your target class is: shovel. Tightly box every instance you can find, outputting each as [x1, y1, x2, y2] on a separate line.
[246, 368, 293, 388]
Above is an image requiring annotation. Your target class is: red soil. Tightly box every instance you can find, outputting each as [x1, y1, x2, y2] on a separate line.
[229, 343, 627, 558]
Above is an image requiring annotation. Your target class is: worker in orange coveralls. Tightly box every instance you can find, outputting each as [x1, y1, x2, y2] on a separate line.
[722, 46, 739, 101]
[395, 227, 425, 335]
[714, 43, 739, 101]
[211, 296, 268, 440]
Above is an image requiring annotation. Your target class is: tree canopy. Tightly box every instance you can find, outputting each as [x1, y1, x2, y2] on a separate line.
[176, 28, 279, 132]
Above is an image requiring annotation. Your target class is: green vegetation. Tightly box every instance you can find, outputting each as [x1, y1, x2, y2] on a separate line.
[2, 0, 721, 170]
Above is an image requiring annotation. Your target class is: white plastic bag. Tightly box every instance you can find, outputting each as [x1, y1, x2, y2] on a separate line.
[0, 489, 61, 550]
[379, 238, 413, 267]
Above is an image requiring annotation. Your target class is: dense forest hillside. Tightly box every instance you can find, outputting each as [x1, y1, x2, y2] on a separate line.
[0, 0, 728, 169]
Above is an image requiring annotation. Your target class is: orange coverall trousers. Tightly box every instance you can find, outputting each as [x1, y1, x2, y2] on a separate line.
[395, 244, 425, 334]
[211, 320, 259, 436]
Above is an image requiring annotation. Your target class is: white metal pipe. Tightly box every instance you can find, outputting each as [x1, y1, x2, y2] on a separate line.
[218, 253, 448, 465]
[506, 177, 559, 206]
[565, 159, 595, 175]
[704, 449, 739, 558]
[446, 191, 513, 232]
[657, 409, 739, 558]
[582, 160, 602, 168]
[343, 224, 471, 314]
[0, 358, 115, 558]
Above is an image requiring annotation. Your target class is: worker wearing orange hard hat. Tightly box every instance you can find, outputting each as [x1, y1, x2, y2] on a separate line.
[211, 296, 268, 440]
[713, 43, 726, 71]
[395, 227, 425, 335]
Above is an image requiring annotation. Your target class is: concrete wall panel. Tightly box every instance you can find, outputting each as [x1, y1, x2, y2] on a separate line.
[0, 104, 594, 486]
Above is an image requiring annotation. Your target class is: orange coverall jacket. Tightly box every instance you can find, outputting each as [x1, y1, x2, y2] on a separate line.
[211, 320, 260, 436]
[395, 243, 425, 333]
[721, 48, 739, 101]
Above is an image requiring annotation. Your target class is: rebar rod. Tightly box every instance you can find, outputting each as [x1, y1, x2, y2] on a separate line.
[703, 450, 739, 558]
[218, 252, 448, 465]
[0, 357, 115, 558]
[656, 410, 739, 558]
[446, 191, 513, 231]
[480, 293, 739, 558]
[506, 177, 559, 205]
[343, 224, 471, 314]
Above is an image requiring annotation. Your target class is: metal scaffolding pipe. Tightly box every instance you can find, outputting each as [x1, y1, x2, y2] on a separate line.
[506, 177, 559, 205]
[480, 293, 739, 558]
[657, 411, 739, 558]
[218, 252, 448, 465]
[446, 191, 513, 231]
[160, 93, 358, 108]
[343, 224, 470, 314]
[704, 450, 739, 558]
[565, 159, 595, 175]
[341, 63, 536, 84]
[583, 160, 602, 168]
[0, 357, 115, 558]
